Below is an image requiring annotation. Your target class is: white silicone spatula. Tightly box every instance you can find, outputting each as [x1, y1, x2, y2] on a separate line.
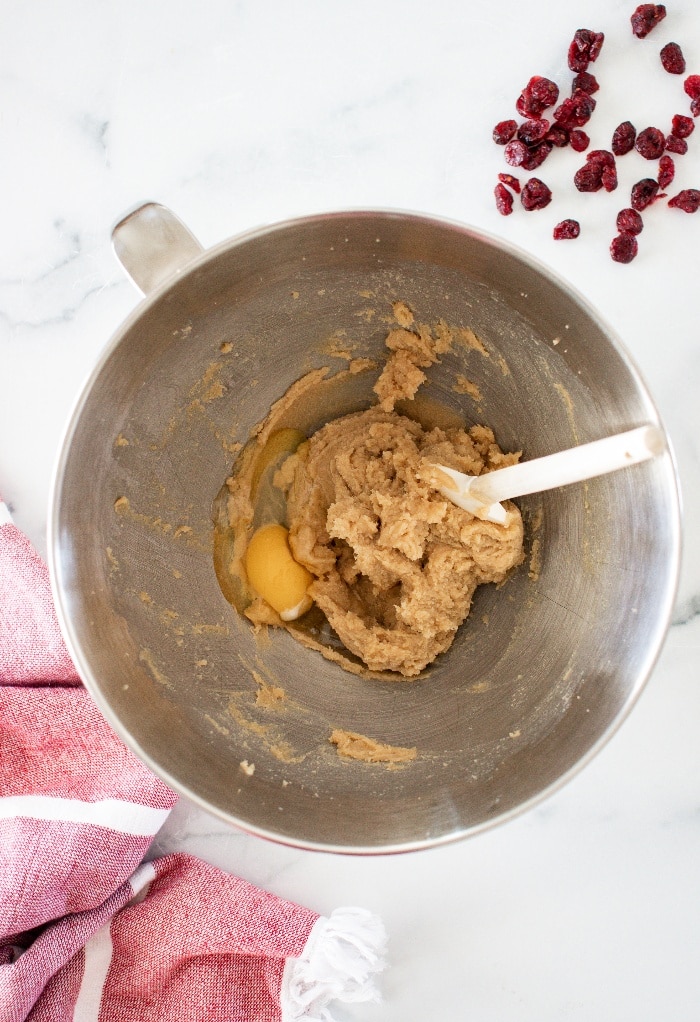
[432, 425, 666, 524]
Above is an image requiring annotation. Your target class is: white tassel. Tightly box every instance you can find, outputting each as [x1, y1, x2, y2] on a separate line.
[280, 907, 387, 1022]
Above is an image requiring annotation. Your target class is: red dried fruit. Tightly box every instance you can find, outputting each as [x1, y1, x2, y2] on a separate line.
[575, 93, 598, 123]
[668, 189, 700, 212]
[691, 97, 700, 118]
[504, 139, 529, 166]
[530, 77, 560, 109]
[588, 31, 605, 61]
[495, 183, 514, 216]
[660, 42, 686, 75]
[684, 75, 700, 100]
[616, 208, 644, 235]
[546, 124, 570, 148]
[612, 121, 636, 156]
[516, 76, 560, 118]
[672, 114, 695, 138]
[574, 162, 604, 192]
[635, 126, 666, 159]
[575, 93, 597, 127]
[553, 219, 581, 240]
[498, 173, 521, 194]
[517, 118, 551, 146]
[568, 29, 605, 72]
[552, 98, 575, 130]
[521, 178, 552, 211]
[569, 129, 590, 152]
[602, 165, 618, 192]
[665, 134, 688, 155]
[573, 151, 616, 192]
[631, 178, 660, 211]
[521, 141, 553, 171]
[493, 119, 518, 145]
[610, 233, 639, 263]
[571, 71, 599, 95]
[587, 149, 615, 167]
[658, 155, 675, 189]
[630, 4, 666, 39]
[555, 89, 596, 129]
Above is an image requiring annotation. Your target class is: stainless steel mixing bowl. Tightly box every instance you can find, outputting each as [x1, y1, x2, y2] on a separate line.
[48, 204, 681, 853]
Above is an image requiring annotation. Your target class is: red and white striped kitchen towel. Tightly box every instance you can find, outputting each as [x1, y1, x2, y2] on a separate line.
[0, 497, 386, 1021]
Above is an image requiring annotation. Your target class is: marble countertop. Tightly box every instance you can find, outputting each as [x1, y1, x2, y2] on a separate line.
[2, 1, 699, 1017]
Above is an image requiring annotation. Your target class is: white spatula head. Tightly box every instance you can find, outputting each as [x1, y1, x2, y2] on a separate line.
[431, 425, 666, 524]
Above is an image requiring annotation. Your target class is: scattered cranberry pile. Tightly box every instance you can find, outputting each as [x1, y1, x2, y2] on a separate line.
[492, 4, 699, 263]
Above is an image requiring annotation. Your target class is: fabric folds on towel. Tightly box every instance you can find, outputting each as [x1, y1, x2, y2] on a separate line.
[0, 500, 386, 1020]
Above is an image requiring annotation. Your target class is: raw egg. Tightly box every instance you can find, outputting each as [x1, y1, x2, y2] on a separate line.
[244, 523, 313, 621]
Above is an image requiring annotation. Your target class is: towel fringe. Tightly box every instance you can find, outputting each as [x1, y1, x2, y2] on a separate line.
[280, 906, 387, 1021]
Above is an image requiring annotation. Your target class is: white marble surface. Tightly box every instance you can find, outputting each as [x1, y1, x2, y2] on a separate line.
[2, 1, 700, 1018]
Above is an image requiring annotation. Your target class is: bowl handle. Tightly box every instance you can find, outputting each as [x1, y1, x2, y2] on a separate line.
[111, 202, 204, 295]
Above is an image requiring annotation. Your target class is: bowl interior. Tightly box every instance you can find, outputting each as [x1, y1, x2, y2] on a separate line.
[50, 212, 680, 852]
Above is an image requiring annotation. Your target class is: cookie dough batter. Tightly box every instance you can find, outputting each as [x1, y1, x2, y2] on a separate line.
[223, 306, 525, 678]
[282, 408, 523, 676]
[329, 729, 417, 764]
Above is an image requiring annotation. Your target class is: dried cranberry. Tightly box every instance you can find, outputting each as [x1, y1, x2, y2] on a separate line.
[666, 134, 688, 155]
[555, 89, 596, 129]
[498, 173, 521, 194]
[657, 155, 675, 190]
[588, 32, 604, 61]
[631, 178, 660, 211]
[630, 4, 666, 39]
[493, 119, 517, 145]
[495, 183, 514, 216]
[574, 90, 597, 127]
[684, 75, 700, 100]
[568, 29, 605, 72]
[553, 98, 576, 129]
[635, 126, 666, 160]
[660, 42, 686, 75]
[504, 139, 529, 167]
[573, 149, 615, 192]
[602, 165, 618, 192]
[616, 208, 644, 235]
[692, 97, 700, 118]
[516, 76, 560, 118]
[521, 141, 553, 170]
[553, 219, 581, 240]
[521, 178, 552, 211]
[546, 124, 570, 148]
[517, 118, 550, 146]
[571, 71, 599, 95]
[668, 189, 700, 213]
[610, 234, 639, 263]
[671, 114, 695, 138]
[530, 77, 560, 110]
[504, 139, 552, 172]
[612, 121, 636, 156]
[569, 129, 590, 152]
[574, 162, 604, 192]
[587, 149, 615, 167]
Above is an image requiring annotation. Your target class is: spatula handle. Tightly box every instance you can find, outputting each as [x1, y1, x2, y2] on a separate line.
[470, 425, 666, 505]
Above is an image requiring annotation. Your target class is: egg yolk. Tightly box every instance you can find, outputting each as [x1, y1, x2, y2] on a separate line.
[244, 523, 313, 621]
